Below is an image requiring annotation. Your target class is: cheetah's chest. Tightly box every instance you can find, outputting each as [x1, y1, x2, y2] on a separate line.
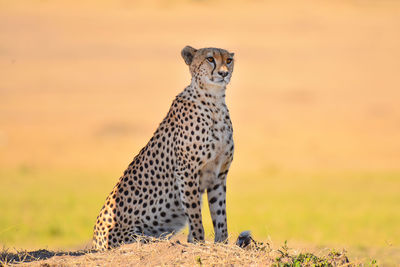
[198, 112, 233, 192]
[204, 107, 234, 174]
[209, 107, 233, 153]
[211, 120, 232, 155]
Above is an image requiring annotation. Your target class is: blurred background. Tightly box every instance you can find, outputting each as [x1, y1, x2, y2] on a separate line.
[1, 0, 399, 264]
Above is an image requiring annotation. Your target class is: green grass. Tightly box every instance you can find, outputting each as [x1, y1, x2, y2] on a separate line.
[0, 167, 114, 249]
[227, 169, 400, 247]
[0, 166, 399, 264]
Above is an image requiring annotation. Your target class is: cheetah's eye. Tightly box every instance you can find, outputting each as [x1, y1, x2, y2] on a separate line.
[206, 57, 214, 63]
[226, 58, 233, 64]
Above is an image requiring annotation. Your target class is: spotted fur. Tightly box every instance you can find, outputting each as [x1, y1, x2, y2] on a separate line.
[92, 46, 235, 250]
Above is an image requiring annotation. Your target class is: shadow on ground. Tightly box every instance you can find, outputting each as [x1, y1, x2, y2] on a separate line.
[0, 249, 94, 265]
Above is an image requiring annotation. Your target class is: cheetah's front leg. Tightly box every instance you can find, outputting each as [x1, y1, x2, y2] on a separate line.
[207, 176, 228, 243]
[176, 171, 205, 243]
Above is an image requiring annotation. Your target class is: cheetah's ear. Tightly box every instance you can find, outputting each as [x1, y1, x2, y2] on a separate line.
[181, 46, 197, 65]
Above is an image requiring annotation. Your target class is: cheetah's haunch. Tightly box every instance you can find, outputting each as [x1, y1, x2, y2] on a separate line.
[93, 46, 235, 250]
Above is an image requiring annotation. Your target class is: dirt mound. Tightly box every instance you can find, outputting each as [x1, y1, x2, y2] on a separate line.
[1, 239, 353, 266]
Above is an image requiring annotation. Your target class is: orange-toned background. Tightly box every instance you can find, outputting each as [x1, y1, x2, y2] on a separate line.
[1, 0, 399, 172]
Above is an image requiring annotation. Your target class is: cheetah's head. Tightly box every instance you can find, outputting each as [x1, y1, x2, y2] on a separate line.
[181, 46, 235, 89]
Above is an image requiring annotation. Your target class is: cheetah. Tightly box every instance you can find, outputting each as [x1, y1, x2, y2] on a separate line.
[92, 46, 235, 250]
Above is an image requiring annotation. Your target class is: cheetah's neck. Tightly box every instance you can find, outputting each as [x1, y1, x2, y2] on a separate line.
[184, 78, 227, 106]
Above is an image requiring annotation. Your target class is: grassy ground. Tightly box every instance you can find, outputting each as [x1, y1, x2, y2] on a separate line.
[1, 0, 400, 266]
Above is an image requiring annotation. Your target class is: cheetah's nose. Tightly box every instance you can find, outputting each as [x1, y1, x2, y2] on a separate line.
[218, 71, 229, 78]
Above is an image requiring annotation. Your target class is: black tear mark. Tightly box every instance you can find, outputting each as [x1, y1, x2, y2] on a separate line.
[211, 58, 216, 77]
